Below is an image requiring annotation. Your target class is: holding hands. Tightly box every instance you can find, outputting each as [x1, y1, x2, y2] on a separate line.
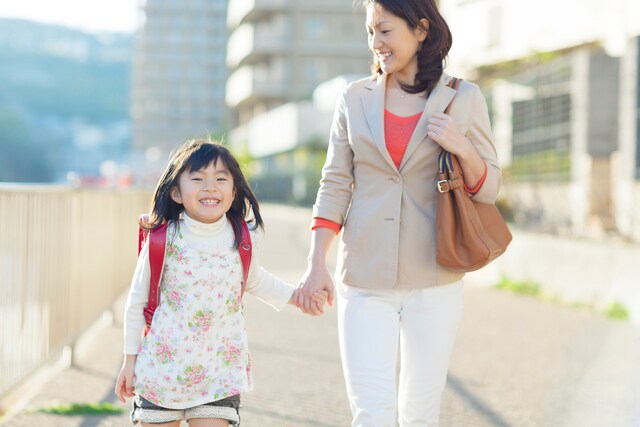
[291, 287, 330, 314]
[293, 261, 335, 316]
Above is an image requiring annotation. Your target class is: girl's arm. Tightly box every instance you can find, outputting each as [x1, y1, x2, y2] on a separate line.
[244, 229, 297, 310]
[123, 241, 151, 355]
[115, 240, 150, 402]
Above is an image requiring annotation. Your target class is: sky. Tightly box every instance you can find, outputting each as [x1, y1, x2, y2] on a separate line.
[0, 0, 138, 33]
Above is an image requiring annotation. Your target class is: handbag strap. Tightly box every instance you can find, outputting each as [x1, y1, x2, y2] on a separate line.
[437, 77, 465, 193]
[444, 77, 462, 115]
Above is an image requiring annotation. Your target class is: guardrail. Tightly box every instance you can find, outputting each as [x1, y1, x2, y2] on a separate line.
[0, 185, 151, 399]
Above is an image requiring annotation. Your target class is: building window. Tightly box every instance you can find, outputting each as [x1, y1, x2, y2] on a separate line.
[510, 59, 573, 182]
[305, 16, 327, 39]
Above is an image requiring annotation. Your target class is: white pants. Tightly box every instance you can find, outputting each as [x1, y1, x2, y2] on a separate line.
[337, 280, 464, 427]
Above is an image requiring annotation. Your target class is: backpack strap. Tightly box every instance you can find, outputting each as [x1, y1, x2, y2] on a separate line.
[141, 220, 168, 334]
[239, 221, 252, 296]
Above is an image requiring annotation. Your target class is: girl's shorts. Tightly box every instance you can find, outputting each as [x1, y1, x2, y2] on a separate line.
[130, 394, 240, 425]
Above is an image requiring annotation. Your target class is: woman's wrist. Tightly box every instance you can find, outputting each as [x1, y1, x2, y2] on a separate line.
[453, 137, 476, 161]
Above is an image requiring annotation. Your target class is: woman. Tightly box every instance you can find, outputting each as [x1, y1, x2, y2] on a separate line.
[297, 0, 500, 425]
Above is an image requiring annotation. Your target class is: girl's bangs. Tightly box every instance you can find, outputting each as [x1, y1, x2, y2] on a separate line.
[185, 145, 227, 172]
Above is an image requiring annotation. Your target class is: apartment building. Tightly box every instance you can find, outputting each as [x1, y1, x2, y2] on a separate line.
[131, 0, 229, 155]
[225, 0, 369, 130]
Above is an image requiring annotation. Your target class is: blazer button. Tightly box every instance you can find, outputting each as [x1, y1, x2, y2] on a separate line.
[392, 176, 400, 183]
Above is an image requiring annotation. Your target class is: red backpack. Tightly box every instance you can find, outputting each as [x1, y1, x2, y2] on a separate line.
[137, 215, 252, 335]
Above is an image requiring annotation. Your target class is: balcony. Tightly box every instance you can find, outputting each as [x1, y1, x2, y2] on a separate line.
[227, 0, 290, 28]
[226, 23, 289, 69]
[226, 65, 288, 108]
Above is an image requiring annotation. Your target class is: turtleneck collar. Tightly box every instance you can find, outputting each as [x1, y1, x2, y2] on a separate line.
[181, 212, 229, 236]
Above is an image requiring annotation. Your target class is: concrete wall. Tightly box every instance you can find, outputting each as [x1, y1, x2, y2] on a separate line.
[466, 229, 640, 324]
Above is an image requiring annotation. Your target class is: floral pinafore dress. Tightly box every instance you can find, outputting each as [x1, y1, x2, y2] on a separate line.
[134, 224, 251, 409]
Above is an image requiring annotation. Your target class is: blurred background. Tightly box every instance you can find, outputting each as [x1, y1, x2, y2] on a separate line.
[1, 0, 640, 424]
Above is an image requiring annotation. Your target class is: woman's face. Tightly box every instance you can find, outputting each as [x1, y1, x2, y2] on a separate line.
[366, 3, 427, 82]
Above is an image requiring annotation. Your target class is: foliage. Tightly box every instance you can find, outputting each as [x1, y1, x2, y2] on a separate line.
[494, 276, 541, 296]
[508, 150, 570, 182]
[0, 107, 54, 182]
[36, 402, 124, 415]
[495, 277, 630, 323]
[0, 19, 131, 121]
[0, 50, 130, 121]
[604, 302, 629, 321]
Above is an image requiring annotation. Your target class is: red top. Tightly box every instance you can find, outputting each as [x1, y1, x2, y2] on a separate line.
[384, 109, 422, 169]
[312, 109, 486, 233]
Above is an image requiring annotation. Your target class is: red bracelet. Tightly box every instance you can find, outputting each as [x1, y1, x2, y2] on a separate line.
[464, 160, 487, 194]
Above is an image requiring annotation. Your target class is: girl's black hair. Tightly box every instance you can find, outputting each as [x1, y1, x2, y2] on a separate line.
[142, 139, 263, 249]
[361, 0, 452, 97]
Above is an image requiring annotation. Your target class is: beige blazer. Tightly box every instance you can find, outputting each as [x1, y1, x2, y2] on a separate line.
[313, 72, 501, 289]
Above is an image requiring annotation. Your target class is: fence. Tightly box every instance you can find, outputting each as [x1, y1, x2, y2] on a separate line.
[0, 185, 150, 399]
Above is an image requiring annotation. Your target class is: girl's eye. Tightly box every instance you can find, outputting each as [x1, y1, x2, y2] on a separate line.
[191, 177, 203, 181]
[217, 178, 227, 182]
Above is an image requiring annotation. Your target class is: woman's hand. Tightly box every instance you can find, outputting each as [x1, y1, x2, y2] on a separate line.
[427, 113, 469, 155]
[428, 112, 486, 187]
[115, 355, 137, 403]
[296, 261, 335, 316]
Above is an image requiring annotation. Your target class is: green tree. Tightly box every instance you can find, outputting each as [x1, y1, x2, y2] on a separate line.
[0, 108, 54, 182]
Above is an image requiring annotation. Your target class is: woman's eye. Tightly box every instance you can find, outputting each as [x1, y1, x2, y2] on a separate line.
[191, 178, 203, 181]
[217, 178, 227, 182]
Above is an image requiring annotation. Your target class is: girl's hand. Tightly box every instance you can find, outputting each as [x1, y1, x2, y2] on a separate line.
[427, 113, 470, 156]
[115, 355, 137, 403]
[310, 290, 329, 314]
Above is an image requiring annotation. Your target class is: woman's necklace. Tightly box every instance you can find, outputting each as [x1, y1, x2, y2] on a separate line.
[395, 82, 408, 99]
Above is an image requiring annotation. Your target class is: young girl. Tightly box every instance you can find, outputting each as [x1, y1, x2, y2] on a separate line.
[115, 139, 326, 426]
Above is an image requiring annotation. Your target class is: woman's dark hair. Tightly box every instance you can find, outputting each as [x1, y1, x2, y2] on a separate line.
[361, 0, 452, 97]
[143, 139, 263, 249]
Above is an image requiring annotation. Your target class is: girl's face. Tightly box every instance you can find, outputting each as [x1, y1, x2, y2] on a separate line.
[170, 159, 235, 224]
[366, 3, 427, 82]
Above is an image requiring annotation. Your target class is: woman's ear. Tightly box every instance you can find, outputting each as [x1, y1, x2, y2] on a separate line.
[170, 186, 182, 204]
[416, 18, 429, 42]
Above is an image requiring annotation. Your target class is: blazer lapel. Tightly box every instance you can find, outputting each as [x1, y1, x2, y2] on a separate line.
[361, 74, 397, 171]
[399, 74, 456, 171]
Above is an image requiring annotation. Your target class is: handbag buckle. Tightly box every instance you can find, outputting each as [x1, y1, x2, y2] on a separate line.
[437, 180, 450, 193]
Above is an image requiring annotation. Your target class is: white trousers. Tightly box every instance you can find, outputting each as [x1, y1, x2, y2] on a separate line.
[337, 280, 464, 427]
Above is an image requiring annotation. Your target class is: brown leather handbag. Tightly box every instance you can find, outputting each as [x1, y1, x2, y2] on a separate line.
[435, 78, 512, 272]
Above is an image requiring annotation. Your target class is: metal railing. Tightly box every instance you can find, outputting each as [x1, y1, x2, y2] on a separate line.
[0, 185, 151, 398]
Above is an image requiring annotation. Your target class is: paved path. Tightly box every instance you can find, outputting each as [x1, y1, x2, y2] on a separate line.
[2, 204, 640, 426]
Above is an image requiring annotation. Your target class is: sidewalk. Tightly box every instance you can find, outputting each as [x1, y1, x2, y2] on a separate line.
[3, 204, 640, 426]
